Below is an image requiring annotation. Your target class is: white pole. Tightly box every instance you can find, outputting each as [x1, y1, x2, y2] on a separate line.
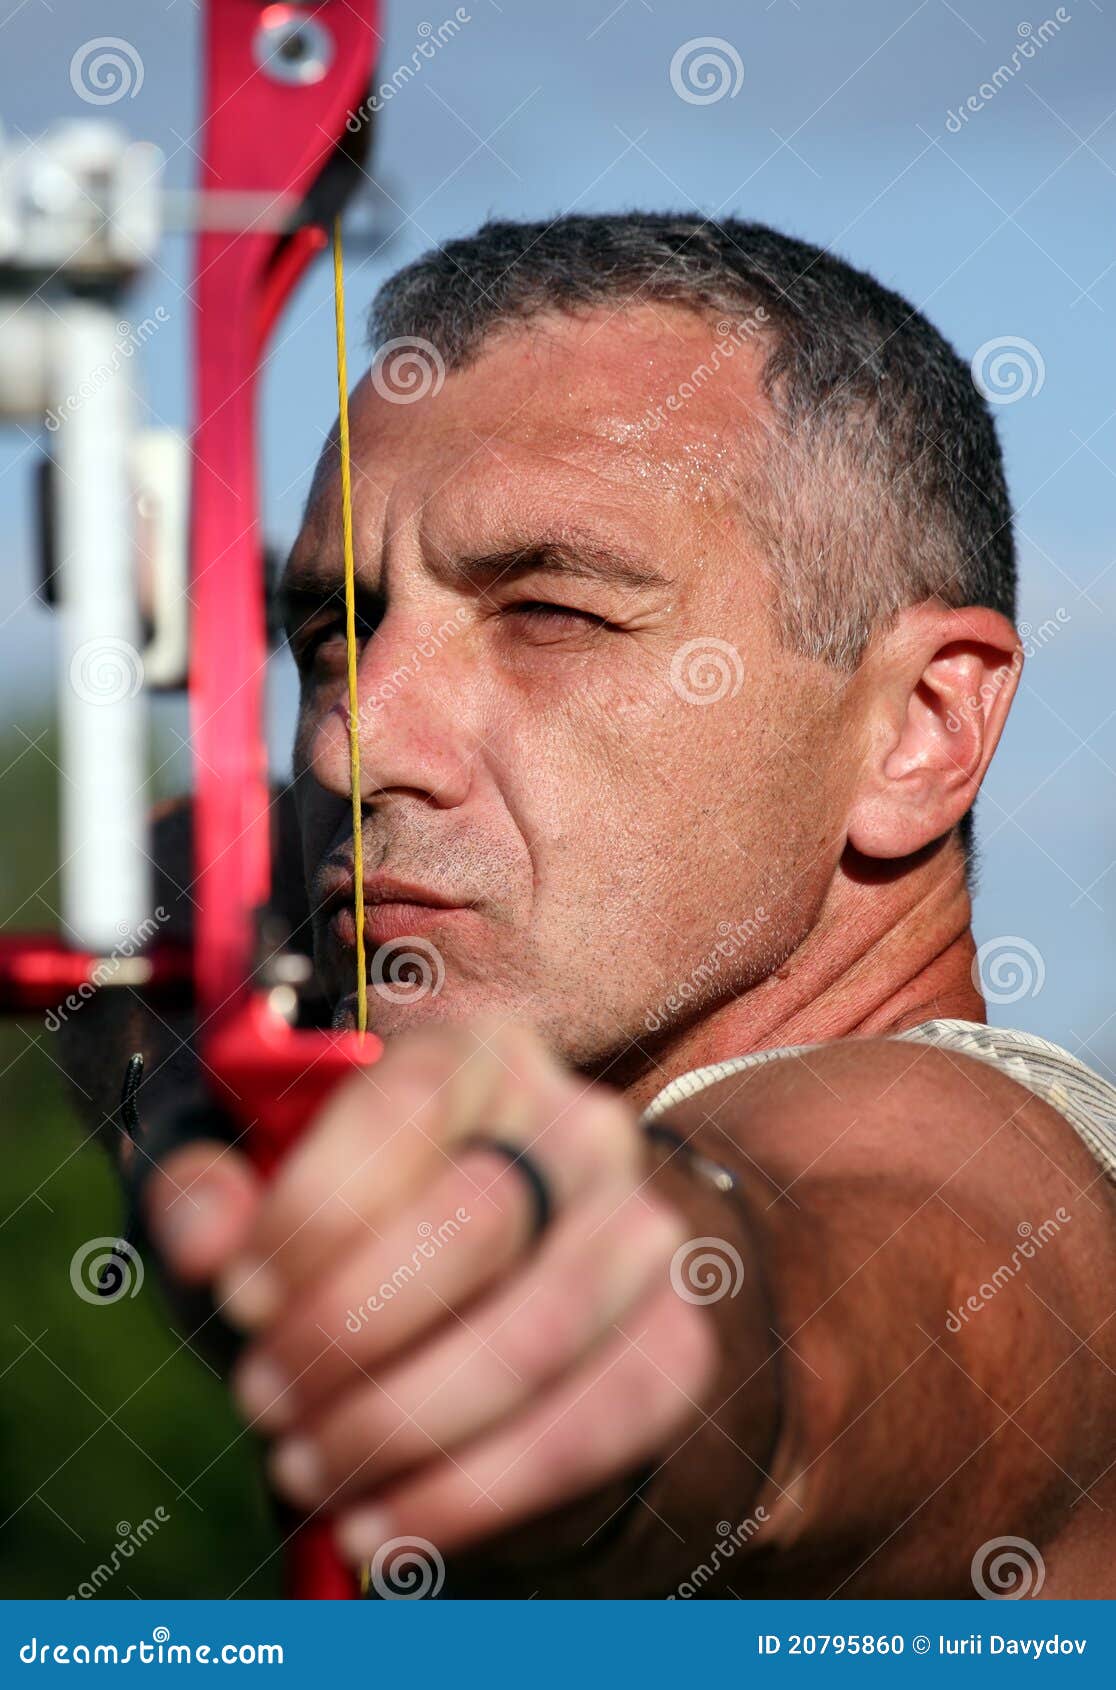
[53, 301, 150, 952]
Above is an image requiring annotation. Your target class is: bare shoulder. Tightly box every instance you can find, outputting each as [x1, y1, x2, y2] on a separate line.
[672, 1027, 1116, 1203]
[660, 1033, 1116, 1589]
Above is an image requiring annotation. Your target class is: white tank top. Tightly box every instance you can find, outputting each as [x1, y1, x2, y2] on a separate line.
[640, 1018, 1116, 1184]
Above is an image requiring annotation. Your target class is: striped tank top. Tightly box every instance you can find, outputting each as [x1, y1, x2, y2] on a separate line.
[641, 1018, 1116, 1184]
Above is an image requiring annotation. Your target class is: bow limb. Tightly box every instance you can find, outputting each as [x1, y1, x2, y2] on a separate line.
[191, 0, 384, 1598]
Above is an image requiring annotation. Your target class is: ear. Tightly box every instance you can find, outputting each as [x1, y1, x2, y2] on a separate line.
[846, 605, 1022, 860]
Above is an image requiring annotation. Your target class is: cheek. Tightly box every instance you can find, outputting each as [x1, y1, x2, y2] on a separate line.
[492, 676, 734, 915]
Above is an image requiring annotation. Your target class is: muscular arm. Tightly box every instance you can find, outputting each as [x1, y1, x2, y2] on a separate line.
[621, 1039, 1116, 1598]
[53, 792, 1116, 1597]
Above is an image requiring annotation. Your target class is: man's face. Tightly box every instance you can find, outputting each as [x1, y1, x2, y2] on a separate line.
[285, 305, 859, 1073]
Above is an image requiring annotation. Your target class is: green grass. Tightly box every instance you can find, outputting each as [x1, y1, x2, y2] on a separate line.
[0, 723, 280, 1598]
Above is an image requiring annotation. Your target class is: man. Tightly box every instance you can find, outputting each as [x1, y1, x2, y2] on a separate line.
[131, 214, 1116, 1596]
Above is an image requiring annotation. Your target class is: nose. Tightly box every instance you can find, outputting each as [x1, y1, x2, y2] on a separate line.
[304, 609, 475, 810]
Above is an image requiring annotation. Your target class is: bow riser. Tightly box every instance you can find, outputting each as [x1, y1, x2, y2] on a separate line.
[191, 0, 383, 1599]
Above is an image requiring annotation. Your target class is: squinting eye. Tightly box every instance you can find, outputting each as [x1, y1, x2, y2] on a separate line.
[293, 604, 379, 671]
[507, 601, 608, 626]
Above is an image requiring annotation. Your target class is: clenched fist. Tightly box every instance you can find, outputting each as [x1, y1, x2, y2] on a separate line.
[144, 1022, 717, 1571]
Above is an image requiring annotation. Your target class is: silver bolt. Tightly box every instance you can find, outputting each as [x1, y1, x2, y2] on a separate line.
[252, 10, 333, 86]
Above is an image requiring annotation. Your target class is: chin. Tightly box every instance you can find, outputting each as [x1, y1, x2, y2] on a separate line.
[329, 988, 462, 1037]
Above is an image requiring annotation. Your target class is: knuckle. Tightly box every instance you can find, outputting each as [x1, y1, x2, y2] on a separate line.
[495, 1295, 581, 1384]
[623, 1192, 690, 1266]
[552, 1090, 640, 1184]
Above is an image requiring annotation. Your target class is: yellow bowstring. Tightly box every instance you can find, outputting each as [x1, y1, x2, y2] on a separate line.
[332, 217, 367, 1040]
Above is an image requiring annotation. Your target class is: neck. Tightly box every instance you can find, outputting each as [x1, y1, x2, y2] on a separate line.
[618, 841, 985, 1115]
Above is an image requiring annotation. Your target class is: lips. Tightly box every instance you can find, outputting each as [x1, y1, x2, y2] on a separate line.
[321, 877, 475, 954]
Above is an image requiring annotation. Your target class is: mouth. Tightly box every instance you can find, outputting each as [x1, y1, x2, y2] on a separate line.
[320, 876, 476, 953]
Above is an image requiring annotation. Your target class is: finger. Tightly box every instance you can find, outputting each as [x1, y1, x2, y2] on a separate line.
[219, 1026, 637, 1334]
[333, 1279, 717, 1565]
[263, 1186, 685, 1504]
[231, 1082, 642, 1430]
[232, 1144, 526, 1429]
[216, 1023, 554, 1326]
[144, 1141, 262, 1282]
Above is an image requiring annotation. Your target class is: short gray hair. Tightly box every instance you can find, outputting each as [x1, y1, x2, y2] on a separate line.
[369, 212, 1016, 673]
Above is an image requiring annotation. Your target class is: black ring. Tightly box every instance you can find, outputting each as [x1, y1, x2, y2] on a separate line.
[468, 1136, 553, 1244]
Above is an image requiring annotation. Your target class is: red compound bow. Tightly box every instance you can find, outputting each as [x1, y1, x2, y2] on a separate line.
[0, 0, 387, 1599]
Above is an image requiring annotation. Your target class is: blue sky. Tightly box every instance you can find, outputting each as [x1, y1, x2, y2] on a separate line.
[2, 0, 1114, 1065]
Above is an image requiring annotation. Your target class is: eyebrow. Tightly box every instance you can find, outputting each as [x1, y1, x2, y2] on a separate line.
[280, 536, 674, 616]
[437, 539, 674, 595]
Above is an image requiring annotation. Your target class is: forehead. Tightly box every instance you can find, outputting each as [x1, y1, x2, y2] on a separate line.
[302, 303, 774, 553]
